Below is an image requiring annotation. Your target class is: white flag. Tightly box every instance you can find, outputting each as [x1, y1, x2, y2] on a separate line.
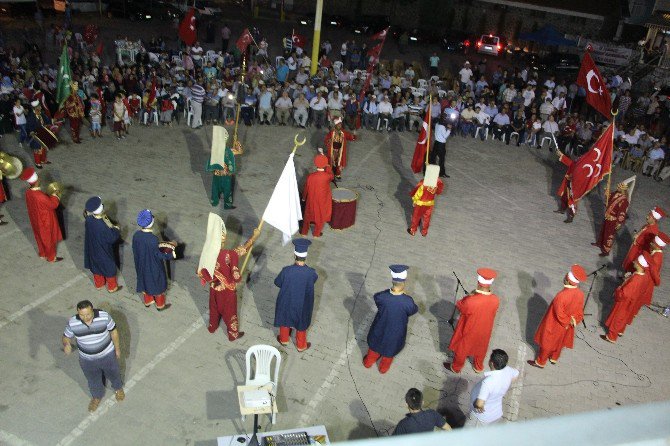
[262, 153, 302, 244]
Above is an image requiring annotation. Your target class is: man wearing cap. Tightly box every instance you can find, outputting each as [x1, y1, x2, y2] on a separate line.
[26, 100, 54, 168]
[364, 265, 418, 374]
[132, 210, 175, 311]
[198, 224, 260, 340]
[274, 239, 319, 352]
[20, 167, 63, 262]
[603, 253, 654, 343]
[301, 154, 334, 237]
[594, 182, 629, 256]
[621, 207, 665, 272]
[407, 165, 444, 237]
[446, 268, 500, 374]
[64, 81, 85, 143]
[84, 197, 121, 292]
[528, 265, 587, 368]
[324, 117, 356, 180]
[630, 233, 669, 320]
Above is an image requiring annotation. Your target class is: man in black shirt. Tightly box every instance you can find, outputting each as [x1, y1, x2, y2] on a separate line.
[392, 388, 451, 435]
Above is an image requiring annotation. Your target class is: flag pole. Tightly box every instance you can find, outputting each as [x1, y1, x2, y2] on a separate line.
[425, 94, 432, 165]
[604, 110, 618, 208]
[239, 134, 307, 278]
[232, 54, 246, 154]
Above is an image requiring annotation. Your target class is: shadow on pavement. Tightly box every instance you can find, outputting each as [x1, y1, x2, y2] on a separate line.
[517, 270, 550, 355]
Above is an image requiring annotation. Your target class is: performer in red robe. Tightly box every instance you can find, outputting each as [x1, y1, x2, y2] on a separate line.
[629, 233, 668, 321]
[529, 264, 587, 368]
[621, 206, 665, 272]
[0, 167, 7, 226]
[407, 171, 444, 237]
[324, 117, 356, 179]
[19, 167, 63, 261]
[593, 182, 629, 256]
[198, 227, 259, 341]
[301, 154, 333, 237]
[603, 253, 653, 343]
[63, 81, 85, 143]
[445, 268, 500, 373]
[555, 150, 576, 223]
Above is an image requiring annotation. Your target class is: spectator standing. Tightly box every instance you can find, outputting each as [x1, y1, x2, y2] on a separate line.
[190, 81, 205, 128]
[465, 349, 519, 427]
[459, 62, 473, 92]
[13, 99, 27, 146]
[429, 53, 440, 77]
[112, 94, 126, 139]
[62, 300, 125, 413]
[392, 388, 451, 435]
[221, 24, 231, 52]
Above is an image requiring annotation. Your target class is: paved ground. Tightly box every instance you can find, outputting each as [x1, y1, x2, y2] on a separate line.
[1, 12, 669, 446]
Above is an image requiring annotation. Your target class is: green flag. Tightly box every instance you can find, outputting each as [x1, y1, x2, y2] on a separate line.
[56, 45, 72, 106]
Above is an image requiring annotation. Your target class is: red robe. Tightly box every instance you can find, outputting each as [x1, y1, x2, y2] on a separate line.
[324, 128, 356, 175]
[596, 191, 628, 254]
[534, 286, 584, 362]
[449, 291, 500, 361]
[605, 272, 652, 341]
[556, 153, 576, 213]
[634, 249, 663, 313]
[301, 167, 334, 236]
[409, 179, 444, 235]
[622, 223, 658, 271]
[25, 187, 62, 260]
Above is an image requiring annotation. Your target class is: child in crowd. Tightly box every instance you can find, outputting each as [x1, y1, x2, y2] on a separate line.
[89, 93, 103, 137]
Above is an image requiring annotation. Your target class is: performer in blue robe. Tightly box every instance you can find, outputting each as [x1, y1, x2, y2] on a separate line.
[26, 100, 53, 168]
[132, 209, 174, 311]
[274, 238, 318, 352]
[83, 196, 121, 292]
[364, 265, 418, 374]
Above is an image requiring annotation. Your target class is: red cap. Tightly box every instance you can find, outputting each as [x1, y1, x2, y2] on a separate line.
[19, 167, 38, 183]
[567, 264, 587, 284]
[477, 268, 497, 285]
[314, 155, 328, 169]
[651, 206, 666, 220]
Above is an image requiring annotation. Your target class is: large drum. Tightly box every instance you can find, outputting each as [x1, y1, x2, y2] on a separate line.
[330, 188, 358, 230]
[33, 126, 59, 150]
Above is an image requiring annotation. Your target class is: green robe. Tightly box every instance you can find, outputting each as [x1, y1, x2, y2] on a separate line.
[207, 146, 236, 209]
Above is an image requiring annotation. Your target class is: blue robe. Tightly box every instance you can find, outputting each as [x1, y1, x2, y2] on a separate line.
[25, 111, 52, 150]
[132, 230, 173, 295]
[84, 216, 120, 277]
[366, 289, 418, 357]
[273, 264, 318, 331]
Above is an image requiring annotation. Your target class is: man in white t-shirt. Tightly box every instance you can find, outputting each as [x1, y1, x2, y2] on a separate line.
[459, 62, 473, 92]
[466, 349, 519, 427]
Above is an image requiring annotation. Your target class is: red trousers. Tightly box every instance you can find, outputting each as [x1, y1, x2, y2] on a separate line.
[535, 346, 562, 367]
[300, 219, 325, 237]
[451, 349, 485, 373]
[33, 148, 47, 165]
[69, 118, 82, 142]
[208, 288, 241, 341]
[363, 349, 394, 374]
[93, 274, 118, 292]
[143, 292, 166, 309]
[279, 326, 308, 350]
[409, 205, 433, 235]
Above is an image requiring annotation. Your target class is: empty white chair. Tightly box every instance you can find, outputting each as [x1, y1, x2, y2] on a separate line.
[430, 75, 440, 83]
[417, 78, 428, 89]
[510, 131, 519, 145]
[540, 136, 553, 149]
[275, 56, 285, 67]
[437, 89, 447, 98]
[243, 345, 281, 424]
[475, 126, 489, 140]
[414, 87, 426, 98]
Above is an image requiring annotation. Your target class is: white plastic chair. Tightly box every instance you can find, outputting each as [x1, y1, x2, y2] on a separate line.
[430, 75, 440, 83]
[143, 109, 158, 126]
[475, 126, 489, 140]
[333, 60, 343, 74]
[205, 50, 217, 63]
[417, 79, 428, 89]
[414, 87, 426, 98]
[540, 136, 553, 149]
[437, 89, 447, 98]
[243, 345, 281, 424]
[275, 56, 285, 67]
[510, 131, 519, 145]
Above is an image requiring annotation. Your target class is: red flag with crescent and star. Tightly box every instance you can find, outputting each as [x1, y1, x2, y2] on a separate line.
[411, 118, 431, 173]
[577, 51, 611, 119]
[569, 122, 614, 203]
[178, 8, 197, 46]
[291, 30, 307, 48]
[236, 28, 254, 53]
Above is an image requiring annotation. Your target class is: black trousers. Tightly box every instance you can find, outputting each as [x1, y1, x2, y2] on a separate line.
[429, 141, 447, 176]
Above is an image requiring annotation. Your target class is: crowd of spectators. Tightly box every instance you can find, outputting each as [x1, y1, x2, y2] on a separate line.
[1, 21, 670, 182]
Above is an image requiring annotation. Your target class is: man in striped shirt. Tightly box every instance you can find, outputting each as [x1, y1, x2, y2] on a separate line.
[63, 300, 124, 412]
[190, 80, 205, 129]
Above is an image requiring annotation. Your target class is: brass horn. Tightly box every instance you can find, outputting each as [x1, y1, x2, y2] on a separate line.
[46, 181, 63, 198]
[0, 152, 23, 179]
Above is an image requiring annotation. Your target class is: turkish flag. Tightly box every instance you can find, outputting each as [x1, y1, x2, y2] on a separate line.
[371, 27, 388, 41]
[236, 28, 253, 53]
[570, 123, 615, 202]
[178, 8, 197, 46]
[367, 43, 383, 57]
[411, 119, 431, 173]
[577, 52, 611, 119]
[292, 31, 307, 48]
